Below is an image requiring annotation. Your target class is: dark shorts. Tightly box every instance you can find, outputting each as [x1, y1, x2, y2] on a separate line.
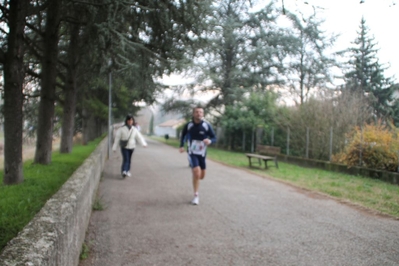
[188, 154, 206, 170]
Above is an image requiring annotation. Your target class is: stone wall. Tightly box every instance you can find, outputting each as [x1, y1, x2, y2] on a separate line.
[0, 137, 108, 266]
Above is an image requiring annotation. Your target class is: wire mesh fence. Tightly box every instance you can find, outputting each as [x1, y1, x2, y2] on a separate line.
[215, 125, 396, 171]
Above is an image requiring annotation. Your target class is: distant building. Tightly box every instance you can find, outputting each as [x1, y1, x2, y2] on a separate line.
[135, 106, 154, 135]
[154, 119, 186, 138]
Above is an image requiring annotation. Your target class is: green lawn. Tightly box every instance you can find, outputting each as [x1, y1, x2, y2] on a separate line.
[0, 137, 103, 251]
[154, 136, 399, 218]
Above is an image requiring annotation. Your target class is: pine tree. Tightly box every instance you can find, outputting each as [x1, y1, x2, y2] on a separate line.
[344, 18, 397, 122]
[0, 0, 31, 184]
[193, 0, 286, 111]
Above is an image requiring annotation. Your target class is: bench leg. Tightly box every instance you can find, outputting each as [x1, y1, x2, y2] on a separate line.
[274, 158, 278, 169]
[264, 160, 268, 169]
[247, 157, 252, 168]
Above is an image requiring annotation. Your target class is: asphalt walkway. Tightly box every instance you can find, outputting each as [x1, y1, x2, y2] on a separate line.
[79, 138, 399, 266]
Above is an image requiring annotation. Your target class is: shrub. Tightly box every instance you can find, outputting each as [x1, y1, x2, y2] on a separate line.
[332, 122, 399, 171]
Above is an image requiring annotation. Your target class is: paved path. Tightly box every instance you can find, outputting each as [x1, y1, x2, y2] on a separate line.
[80, 138, 399, 266]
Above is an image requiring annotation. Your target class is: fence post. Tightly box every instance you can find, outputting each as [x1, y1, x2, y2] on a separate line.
[329, 127, 333, 161]
[256, 127, 263, 146]
[286, 127, 290, 156]
[242, 131, 246, 151]
[397, 151, 399, 172]
[306, 127, 309, 159]
[108, 70, 112, 159]
[359, 126, 363, 166]
[216, 126, 221, 148]
[251, 127, 255, 153]
[271, 127, 274, 146]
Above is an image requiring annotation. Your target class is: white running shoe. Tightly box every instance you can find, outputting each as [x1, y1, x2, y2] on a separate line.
[191, 196, 199, 205]
[126, 171, 131, 177]
[122, 171, 127, 178]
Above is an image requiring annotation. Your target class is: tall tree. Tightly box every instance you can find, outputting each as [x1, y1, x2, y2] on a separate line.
[0, 0, 30, 184]
[193, 0, 286, 114]
[34, 0, 62, 164]
[76, 0, 213, 140]
[344, 18, 397, 122]
[39, 0, 211, 154]
[58, 1, 97, 153]
[59, 22, 79, 153]
[284, 10, 337, 105]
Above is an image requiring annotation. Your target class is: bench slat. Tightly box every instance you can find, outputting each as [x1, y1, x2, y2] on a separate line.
[256, 145, 281, 155]
[246, 153, 274, 160]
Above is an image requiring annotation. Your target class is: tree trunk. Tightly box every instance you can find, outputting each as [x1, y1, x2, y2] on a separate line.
[3, 0, 29, 185]
[82, 108, 97, 145]
[34, 0, 61, 164]
[60, 24, 79, 153]
[59, 79, 77, 153]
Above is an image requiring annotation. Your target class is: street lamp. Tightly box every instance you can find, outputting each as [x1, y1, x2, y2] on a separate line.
[108, 59, 112, 159]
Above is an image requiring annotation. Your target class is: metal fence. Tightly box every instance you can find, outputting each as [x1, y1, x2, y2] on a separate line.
[215, 125, 370, 166]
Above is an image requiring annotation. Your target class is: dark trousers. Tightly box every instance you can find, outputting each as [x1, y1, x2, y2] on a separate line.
[121, 148, 134, 173]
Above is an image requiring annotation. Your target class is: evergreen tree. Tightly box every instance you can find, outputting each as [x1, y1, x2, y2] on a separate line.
[0, 0, 32, 184]
[0, 0, 213, 182]
[58, 1, 98, 153]
[34, 0, 63, 165]
[81, 0, 213, 131]
[192, 0, 286, 113]
[28, 0, 212, 160]
[344, 18, 397, 122]
[220, 91, 278, 151]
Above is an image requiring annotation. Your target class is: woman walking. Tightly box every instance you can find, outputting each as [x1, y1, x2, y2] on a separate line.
[113, 115, 147, 178]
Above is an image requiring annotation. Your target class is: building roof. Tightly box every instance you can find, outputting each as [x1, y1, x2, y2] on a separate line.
[157, 119, 186, 128]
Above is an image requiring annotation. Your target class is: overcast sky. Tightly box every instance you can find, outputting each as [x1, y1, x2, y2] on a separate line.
[162, 0, 399, 86]
[272, 0, 399, 78]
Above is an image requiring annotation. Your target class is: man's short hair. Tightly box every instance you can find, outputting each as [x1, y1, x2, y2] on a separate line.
[192, 106, 203, 112]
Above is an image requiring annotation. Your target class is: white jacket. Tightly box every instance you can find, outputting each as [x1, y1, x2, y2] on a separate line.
[112, 125, 147, 150]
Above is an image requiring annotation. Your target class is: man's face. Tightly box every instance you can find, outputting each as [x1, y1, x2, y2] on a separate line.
[193, 108, 204, 121]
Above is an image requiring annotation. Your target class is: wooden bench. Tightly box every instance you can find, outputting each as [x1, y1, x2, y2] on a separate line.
[245, 145, 280, 169]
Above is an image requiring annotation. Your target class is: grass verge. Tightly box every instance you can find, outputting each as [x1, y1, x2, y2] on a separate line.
[92, 194, 107, 211]
[0, 137, 103, 251]
[152, 136, 399, 218]
[80, 242, 90, 260]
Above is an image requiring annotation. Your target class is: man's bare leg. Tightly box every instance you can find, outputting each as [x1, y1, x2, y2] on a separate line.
[191, 167, 204, 205]
[192, 166, 201, 194]
[192, 168, 206, 193]
[200, 169, 206, 180]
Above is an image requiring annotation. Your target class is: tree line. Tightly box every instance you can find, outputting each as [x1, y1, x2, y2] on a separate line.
[1, 0, 397, 185]
[0, 0, 212, 185]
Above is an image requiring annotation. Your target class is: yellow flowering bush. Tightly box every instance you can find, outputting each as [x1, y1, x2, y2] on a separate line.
[332, 122, 399, 172]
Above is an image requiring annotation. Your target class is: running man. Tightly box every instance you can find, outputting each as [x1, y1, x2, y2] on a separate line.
[179, 107, 217, 205]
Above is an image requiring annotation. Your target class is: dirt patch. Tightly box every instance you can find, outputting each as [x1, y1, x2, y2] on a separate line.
[0, 139, 60, 170]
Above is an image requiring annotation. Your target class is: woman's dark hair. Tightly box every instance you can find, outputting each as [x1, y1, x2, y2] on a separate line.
[124, 115, 135, 125]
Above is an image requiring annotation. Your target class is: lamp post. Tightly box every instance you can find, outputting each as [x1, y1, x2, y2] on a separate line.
[108, 60, 112, 159]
